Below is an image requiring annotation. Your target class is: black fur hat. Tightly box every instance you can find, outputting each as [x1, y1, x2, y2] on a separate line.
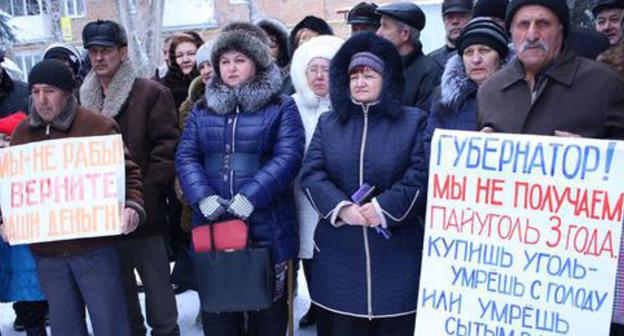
[330, 32, 405, 121]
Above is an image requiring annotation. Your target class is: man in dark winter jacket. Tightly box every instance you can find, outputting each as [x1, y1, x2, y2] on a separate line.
[478, 0, 624, 139]
[79, 20, 180, 336]
[428, 0, 473, 67]
[376, 1, 441, 111]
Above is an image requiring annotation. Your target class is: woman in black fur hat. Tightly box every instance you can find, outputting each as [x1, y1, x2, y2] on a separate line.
[299, 32, 428, 336]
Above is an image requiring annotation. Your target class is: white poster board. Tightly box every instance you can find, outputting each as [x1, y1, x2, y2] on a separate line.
[415, 130, 624, 336]
[0, 135, 126, 245]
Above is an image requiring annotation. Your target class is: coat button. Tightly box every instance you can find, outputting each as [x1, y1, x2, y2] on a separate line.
[223, 175, 228, 181]
[225, 144, 231, 152]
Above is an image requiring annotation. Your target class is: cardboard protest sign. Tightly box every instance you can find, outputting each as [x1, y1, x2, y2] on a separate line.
[415, 130, 624, 336]
[0, 135, 126, 245]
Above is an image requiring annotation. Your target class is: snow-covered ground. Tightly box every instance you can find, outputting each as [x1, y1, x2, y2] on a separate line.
[0, 270, 317, 335]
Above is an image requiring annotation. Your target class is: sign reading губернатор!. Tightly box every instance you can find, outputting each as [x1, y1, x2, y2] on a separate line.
[0, 135, 126, 245]
[415, 130, 624, 336]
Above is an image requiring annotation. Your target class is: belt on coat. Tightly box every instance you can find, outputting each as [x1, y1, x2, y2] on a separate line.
[204, 153, 261, 172]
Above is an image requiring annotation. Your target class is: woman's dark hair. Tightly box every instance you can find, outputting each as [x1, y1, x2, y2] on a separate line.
[168, 33, 203, 75]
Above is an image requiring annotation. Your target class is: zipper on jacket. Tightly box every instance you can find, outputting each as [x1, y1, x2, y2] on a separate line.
[359, 105, 373, 320]
[229, 106, 240, 198]
[45, 124, 50, 137]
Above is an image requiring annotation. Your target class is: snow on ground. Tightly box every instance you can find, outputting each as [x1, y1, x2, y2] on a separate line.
[0, 270, 316, 335]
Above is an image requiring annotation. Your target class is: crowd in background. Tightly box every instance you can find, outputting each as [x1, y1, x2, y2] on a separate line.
[1, 0, 624, 335]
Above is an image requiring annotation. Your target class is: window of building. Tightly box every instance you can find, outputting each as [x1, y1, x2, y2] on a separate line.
[162, 0, 216, 29]
[1, 0, 44, 17]
[13, 52, 43, 81]
[62, 0, 86, 17]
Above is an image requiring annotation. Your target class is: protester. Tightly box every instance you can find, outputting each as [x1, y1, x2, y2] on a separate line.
[593, 0, 624, 45]
[426, 17, 508, 158]
[159, 33, 203, 109]
[175, 22, 305, 336]
[79, 20, 181, 336]
[43, 43, 83, 101]
[478, 3, 624, 332]
[347, 2, 381, 35]
[429, 0, 474, 68]
[256, 18, 294, 94]
[5, 59, 145, 336]
[289, 35, 344, 328]
[375, 1, 441, 111]
[289, 16, 334, 51]
[299, 32, 428, 336]
[473, 0, 509, 25]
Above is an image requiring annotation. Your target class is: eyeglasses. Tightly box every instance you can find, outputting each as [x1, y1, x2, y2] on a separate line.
[306, 67, 329, 77]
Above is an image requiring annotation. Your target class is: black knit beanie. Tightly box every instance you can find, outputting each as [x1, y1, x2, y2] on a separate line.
[457, 17, 510, 58]
[505, 0, 569, 36]
[474, 0, 509, 20]
[28, 59, 74, 91]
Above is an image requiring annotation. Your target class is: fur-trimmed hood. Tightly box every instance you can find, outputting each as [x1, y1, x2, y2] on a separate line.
[255, 18, 291, 68]
[291, 35, 344, 109]
[205, 63, 283, 115]
[80, 60, 137, 119]
[439, 54, 477, 107]
[329, 32, 404, 121]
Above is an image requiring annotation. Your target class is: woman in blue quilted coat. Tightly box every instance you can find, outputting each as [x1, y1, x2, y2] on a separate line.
[175, 22, 305, 336]
[299, 32, 429, 336]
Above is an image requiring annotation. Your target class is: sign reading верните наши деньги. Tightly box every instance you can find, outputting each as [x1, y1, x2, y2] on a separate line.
[0, 135, 126, 245]
[415, 130, 624, 336]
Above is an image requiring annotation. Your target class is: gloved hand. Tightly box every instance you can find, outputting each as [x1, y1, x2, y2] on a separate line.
[199, 195, 227, 221]
[226, 194, 254, 220]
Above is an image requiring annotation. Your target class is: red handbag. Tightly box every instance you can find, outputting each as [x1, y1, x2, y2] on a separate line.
[192, 219, 248, 252]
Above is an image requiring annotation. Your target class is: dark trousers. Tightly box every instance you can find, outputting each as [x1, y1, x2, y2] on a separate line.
[201, 298, 288, 336]
[317, 307, 416, 336]
[118, 235, 180, 336]
[612, 323, 624, 336]
[34, 245, 130, 336]
[13, 300, 47, 329]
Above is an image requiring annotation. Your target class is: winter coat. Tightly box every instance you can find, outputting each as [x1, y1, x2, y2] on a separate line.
[10, 97, 145, 257]
[176, 63, 305, 264]
[425, 54, 478, 161]
[300, 32, 428, 318]
[290, 35, 344, 259]
[177, 76, 205, 232]
[428, 45, 457, 68]
[403, 42, 442, 111]
[478, 47, 624, 138]
[158, 67, 200, 109]
[0, 69, 29, 118]
[81, 61, 180, 238]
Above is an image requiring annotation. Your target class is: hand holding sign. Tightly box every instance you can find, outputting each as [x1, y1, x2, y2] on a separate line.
[121, 208, 139, 235]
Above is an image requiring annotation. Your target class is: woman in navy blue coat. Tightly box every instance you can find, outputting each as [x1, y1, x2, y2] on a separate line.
[299, 32, 428, 336]
[175, 23, 305, 336]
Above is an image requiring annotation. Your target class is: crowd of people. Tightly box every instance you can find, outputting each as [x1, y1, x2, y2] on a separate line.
[0, 0, 624, 335]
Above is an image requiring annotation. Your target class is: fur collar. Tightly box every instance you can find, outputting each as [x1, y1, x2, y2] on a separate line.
[80, 61, 137, 119]
[188, 76, 206, 103]
[29, 95, 78, 131]
[440, 54, 477, 107]
[204, 63, 283, 115]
